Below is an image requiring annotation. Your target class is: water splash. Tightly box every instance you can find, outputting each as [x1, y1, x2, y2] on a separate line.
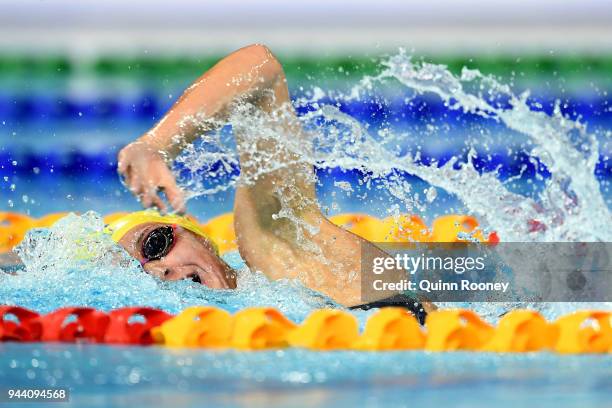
[359, 52, 610, 242]
[170, 52, 610, 318]
[0, 212, 340, 323]
[2, 52, 610, 322]
[176, 52, 610, 243]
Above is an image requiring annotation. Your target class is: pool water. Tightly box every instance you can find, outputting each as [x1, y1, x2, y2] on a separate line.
[1, 52, 611, 407]
[2, 54, 610, 221]
[1, 344, 610, 408]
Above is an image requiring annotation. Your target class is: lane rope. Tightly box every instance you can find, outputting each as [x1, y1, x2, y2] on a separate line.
[1, 305, 610, 353]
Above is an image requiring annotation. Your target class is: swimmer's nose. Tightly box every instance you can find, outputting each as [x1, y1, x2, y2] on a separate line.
[143, 261, 235, 289]
[143, 264, 170, 280]
[144, 264, 191, 282]
[164, 266, 198, 282]
[158, 266, 212, 287]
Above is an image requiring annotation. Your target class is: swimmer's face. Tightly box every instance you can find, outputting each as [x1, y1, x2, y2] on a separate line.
[117, 223, 237, 289]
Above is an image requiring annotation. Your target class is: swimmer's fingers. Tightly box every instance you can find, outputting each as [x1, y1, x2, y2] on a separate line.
[117, 141, 151, 188]
[127, 177, 143, 200]
[151, 195, 168, 213]
[139, 173, 182, 214]
[130, 183, 148, 207]
[120, 159, 144, 197]
[116, 141, 183, 212]
[117, 144, 137, 176]
[122, 165, 137, 191]
[129, 176, 156, 209]
[140, 187, 168, 213]
[139, 190, 152, 208]
[117, 157, 128, 175]
[117, 148, 128, 174]
[158, 173, 186, 214]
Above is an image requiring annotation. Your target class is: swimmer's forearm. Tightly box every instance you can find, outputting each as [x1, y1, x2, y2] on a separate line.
[138, 44, 286, 158]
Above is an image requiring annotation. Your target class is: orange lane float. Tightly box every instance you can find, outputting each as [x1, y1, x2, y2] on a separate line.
[353, 307, 425, 351]
[287, 309, 359, 350]
[430, 215, 499, 244]
[0, 211, 499, 255]
[481, 310, 555, 352]
[230, 307, 297, 350]
[0, 212, 35, 252]
[424, 309, 495, 351]
[152, 306, 233, 348]
[552, 311, 611, 354]
[199, 213, 237, 254]
[0, 305, 610, 354]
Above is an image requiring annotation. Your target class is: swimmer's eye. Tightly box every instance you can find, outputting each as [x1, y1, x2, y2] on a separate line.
[141, 226, 175, 262]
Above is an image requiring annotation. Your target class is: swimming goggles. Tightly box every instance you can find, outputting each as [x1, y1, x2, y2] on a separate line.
[142, 225, 175, 263]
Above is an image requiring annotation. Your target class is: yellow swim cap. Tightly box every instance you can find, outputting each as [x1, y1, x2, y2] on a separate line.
[104, 210, 217, 253]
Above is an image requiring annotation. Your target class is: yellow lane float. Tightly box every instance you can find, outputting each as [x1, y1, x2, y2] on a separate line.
[0, 211, 499, 255]
[328, 213, 430, 243]
[481, 310, 555, 352]
[553, 311, 611, 354]
[353, 307, 425, 351]
[230, 307, 296, 350]
[152, 306, 233, 348]
[199, 212, 237, 254]
[287, 309, 359, 350]
[0, 212, 34, 252]
[425, 309, 494, 351]
[1, 305, 611, 354]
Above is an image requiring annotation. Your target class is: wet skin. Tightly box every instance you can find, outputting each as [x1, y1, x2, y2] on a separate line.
[118, 222, 237, 289]
[117, 44, 431, 309]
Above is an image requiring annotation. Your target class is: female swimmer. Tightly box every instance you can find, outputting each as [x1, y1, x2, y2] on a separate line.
[115, 44, 432, 321]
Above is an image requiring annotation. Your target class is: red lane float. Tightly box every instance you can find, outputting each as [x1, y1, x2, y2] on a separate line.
[104, 307, 172, 345]
[0, 306, 41, 342]
[39, 307, 109, 343]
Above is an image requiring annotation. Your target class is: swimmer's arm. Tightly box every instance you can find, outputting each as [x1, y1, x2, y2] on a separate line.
[118, 44, 293, 212]
[139, 44, 288, 157]
[117, 45, 424, 309]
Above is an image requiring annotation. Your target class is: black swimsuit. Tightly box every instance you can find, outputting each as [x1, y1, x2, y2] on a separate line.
[350, 293, 428, 325]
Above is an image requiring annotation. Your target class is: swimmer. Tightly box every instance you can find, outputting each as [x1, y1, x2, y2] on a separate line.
[115, 44, 433, 322]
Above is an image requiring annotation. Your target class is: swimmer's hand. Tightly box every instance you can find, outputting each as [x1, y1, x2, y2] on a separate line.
[117, 141, 186, 214]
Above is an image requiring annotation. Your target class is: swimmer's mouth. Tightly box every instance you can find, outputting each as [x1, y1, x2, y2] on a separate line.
[186, 268, 224, 288]
[187, 273, 202, 284]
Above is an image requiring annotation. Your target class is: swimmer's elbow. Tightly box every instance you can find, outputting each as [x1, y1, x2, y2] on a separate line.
[242, 43, 276, 62]
[241, 44, 284, 79]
